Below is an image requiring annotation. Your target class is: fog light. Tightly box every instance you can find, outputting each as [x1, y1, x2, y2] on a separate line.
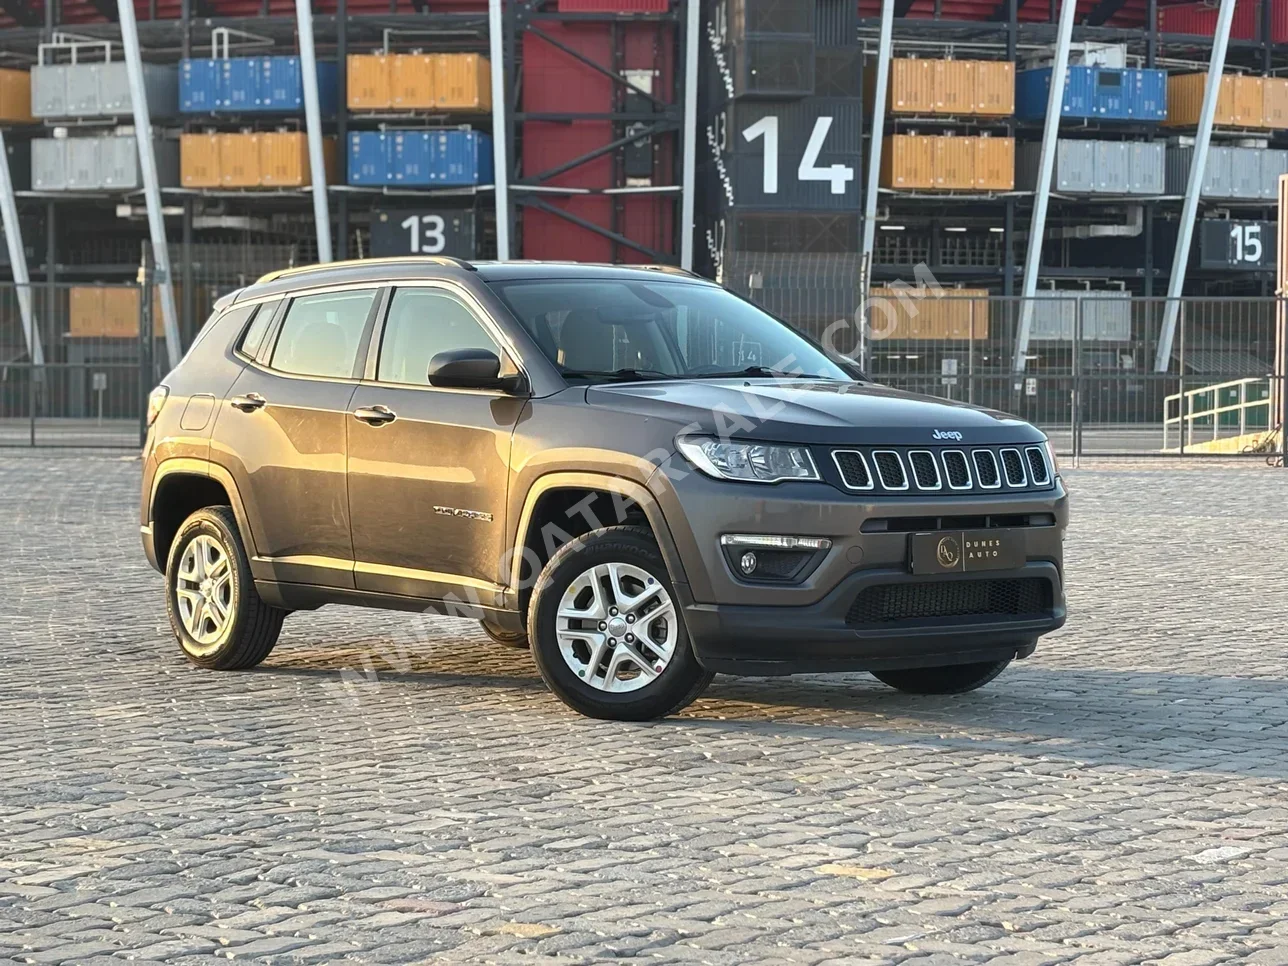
[739, 551, 758, 575]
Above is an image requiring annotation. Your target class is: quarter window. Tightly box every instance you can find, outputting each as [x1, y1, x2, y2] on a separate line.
[377, 288, 499, 386]
[235, 300, 280, 359]
[270, 289, 377, 378]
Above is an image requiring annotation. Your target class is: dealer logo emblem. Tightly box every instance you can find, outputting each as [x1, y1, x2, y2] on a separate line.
[936, 535, 961, 569]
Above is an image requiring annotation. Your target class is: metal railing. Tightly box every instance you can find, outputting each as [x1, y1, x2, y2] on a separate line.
[1163, 377, 1274, 451]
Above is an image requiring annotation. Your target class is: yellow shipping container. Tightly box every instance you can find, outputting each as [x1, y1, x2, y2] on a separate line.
[869, 287, 990, 341]
[435, 53, 491, 110]
[69, 286, 170, 339]
[0, 68, 33, 123]
[882, 59, 936, 114]
[391, 53, 436, 109]
[974, 136, 1015, 190]
[934, 60, 974, 115]
[348, 54, 392, 109]
[259, 132, 338, 186]
[973, 61, 1015, 116]
[180, 133, 221, 187]
[880, 135, 935, 189]
[219, 133, 261, 187]
[1167, 73, 1265, 127]
[1264, 78, 1288, 130]
[933, 136, 975, 189]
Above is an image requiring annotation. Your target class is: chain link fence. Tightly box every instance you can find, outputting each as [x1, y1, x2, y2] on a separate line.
[1, 258, 1284, 459]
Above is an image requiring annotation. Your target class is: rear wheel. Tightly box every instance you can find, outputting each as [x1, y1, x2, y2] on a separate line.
[871, 658, 1012, 695]
[528, 527, 713, 720]
[165, 506, 285, 670]
[480, 620, 528, 649]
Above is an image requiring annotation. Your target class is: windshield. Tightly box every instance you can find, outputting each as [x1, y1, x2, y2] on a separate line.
[490, 278, 852, 383]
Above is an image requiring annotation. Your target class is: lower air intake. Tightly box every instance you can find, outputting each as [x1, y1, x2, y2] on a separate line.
[846, 578, 1053, 626]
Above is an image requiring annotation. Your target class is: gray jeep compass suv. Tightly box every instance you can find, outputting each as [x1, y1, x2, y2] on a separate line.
[141, 257, 1067, 720]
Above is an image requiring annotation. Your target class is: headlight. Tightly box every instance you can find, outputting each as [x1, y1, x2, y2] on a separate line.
[676, 437, 820, 484]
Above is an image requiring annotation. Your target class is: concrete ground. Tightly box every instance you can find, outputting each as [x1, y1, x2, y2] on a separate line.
[3, 451, 1288, 965]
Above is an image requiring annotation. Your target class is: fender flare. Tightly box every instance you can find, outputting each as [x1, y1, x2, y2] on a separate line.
[509, 471, 690, 595]
[149, 457, 259, 561]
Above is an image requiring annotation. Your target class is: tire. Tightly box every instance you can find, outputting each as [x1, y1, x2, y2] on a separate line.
[165, 506, 285, 671]
[480, 619, 529, 649]
[527, 526, 713, 721]
[871, 658, 1012, 695]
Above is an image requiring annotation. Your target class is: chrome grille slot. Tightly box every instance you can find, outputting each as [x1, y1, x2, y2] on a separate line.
[941, 450, 972, 489]
[972, 449, 1001, 488]
[832, 450, 873, 491]
[907, 451, 942, 490]
[1000, 448, 1027, 487]
[1025, 446, 1051, 485]
[871, 451, 908, 491]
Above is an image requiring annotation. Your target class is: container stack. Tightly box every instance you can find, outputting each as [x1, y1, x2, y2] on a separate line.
[698, 0, 863, 339]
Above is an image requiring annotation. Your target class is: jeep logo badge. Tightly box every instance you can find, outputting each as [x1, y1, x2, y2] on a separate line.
[932, 430, 963, 441]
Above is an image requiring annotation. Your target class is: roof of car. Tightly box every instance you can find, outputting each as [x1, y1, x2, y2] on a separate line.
[235, 257, 710, 303]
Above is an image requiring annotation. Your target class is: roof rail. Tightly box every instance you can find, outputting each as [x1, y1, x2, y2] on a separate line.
[636, 264, 702, 279]
[255, 256, 476, 285]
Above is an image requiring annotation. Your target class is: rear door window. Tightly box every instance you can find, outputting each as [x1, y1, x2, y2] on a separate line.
[270, 289, 378, 379]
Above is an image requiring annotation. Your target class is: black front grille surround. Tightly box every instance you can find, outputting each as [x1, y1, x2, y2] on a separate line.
[828, 445, 1055, 496]
[846, 577, 1053, 626]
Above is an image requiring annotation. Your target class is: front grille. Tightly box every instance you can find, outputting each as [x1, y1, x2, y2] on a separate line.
[846, 578, 1053, 626]
[872, 451, 908, 490]
[1025, 446, 1051, 485]
[827, 445, 1056, 496]
[833, 450, 873, 490]
[1000, 448, 1027, 487]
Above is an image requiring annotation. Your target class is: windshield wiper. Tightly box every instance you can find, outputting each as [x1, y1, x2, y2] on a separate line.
[690, 365, 832, 380]
[560, 367, 675, 382]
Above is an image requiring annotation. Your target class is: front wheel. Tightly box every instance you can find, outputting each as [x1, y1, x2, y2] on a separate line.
[527, 527, 713, 720]
[871, 658, 1012, 695]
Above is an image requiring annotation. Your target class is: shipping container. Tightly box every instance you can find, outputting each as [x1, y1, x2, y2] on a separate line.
[180, 132, 221, 187]
[814, 0, 858, 46]
[348, 131, 388, 184]
[1019, 140, 1092, 193]
[348, 53, 391, 109]
[1167, 144, 1235, 197]
[872, 58, 934, 113]
[1017, 65, 1164, 121]
[725, 0, 813, 41]
[1263, 78, 1288, 130]
[557, 0, 670, 11]
[69, 286, 170, 339]
[869, 287, 989, 340]
[932, 135, 974, 188]
[429, 130, 493, 184]
[391, 53, 436, 109]
[1129, 141, 1166, 194]
[220, 133, 261, 187]
[33, 62, 177, 119]
[726, 38, 815, 98]
[973, 61, 1015, 115]
[31, 138, 66, 190]
[0, 68, 32, 123]
[1027, 291, 1131, 342]
[180, 59, 220, 112]
[436, 53, 491, 110]
[880, 134, 934, 188]
[1166, 73, 1266, 128]
[1158, 0, 1261, 38]
[974, 136, 1015, 189]
[65, 138, 98, 189]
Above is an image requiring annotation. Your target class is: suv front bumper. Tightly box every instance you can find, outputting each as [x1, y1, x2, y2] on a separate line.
[648, 466, 1068, 676]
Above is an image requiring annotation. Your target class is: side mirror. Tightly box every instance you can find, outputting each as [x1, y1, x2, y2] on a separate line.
[427, 348, 526, 393]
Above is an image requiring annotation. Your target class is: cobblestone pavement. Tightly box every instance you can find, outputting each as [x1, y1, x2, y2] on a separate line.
[4, 451, 1288, 966]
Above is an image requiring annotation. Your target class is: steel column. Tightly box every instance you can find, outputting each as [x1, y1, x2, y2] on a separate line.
[295, 0, 332, 263]
[489, 0, 511, 260]
[1154, 0, 1238, 373]
[1010, 0, 1077, 377]
[679, 0, 699, 271]
[118, 0, 182, 370]
[337, 0, 348, 260]
[858, 0, 896, 371]
[0, 131, 41, 365]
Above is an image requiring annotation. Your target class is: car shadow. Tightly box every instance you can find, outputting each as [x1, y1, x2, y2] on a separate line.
[253, 639, 1288, 783]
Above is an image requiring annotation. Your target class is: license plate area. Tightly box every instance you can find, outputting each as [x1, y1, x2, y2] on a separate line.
[909, 529, 1026, 575]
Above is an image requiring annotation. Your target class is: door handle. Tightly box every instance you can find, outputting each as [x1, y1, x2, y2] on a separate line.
[352, 404, 397, 426]
[229, 392, 266, 412]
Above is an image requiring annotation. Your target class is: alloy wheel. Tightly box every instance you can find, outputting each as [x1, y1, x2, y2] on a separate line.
[555, 561, 678, 693]
[175, 534, 235, 652]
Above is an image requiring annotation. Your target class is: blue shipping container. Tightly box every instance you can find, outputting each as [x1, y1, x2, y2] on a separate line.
[179, 56, 338, 114]
[1128, 68, 1168, 120]
[348, 132, 388, 186]
[1017, 66, 1166, 122]
[391, 131, 432, 185]
[432, 131, 494, 186]
[179, 59, 220, 112]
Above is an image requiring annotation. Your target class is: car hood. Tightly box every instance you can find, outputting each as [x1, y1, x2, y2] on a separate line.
[585, 379, 1043, 447]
